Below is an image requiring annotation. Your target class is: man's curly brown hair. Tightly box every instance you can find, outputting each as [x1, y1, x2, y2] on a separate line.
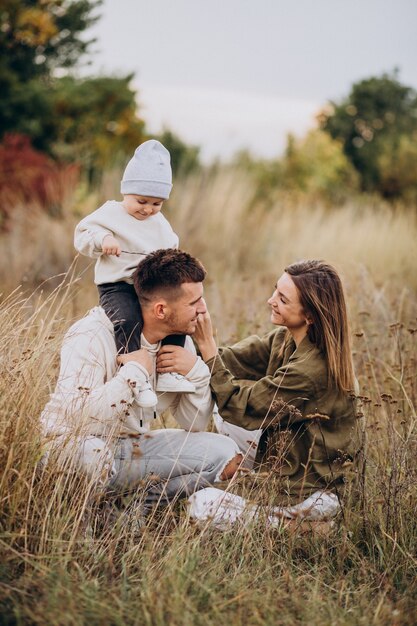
[132, 248, 206, 306]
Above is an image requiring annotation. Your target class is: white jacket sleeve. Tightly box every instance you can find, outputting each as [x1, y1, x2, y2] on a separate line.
[48, 327, 148, 429]
[74, 213, 113, 258]
[168, 338, 214, 432]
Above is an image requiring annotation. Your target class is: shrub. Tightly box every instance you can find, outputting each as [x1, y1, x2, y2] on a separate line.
[0, 133, 79, 230]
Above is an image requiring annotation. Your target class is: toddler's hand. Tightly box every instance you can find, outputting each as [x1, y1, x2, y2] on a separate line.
[117, 349, 153, 374]
[102, 235, 121, 256]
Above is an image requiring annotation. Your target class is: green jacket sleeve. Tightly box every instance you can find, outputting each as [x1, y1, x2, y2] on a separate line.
[218, 329, 283, 380]
[207, 352, 316, 431]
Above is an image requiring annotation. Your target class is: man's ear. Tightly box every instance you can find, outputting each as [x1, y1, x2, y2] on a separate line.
[153, 300, 168, 320]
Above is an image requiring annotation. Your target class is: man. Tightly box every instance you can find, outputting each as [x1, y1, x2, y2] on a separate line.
[41, 249, 241, 511]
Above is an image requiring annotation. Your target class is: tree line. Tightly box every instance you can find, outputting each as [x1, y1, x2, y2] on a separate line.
[1, 0, 416, 220]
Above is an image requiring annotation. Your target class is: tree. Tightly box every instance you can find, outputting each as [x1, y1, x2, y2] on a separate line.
[377, 134, 417, 202]
[0, 133, 79, 228]
[50, 75, 146, 176]
[157, 129, 200, 176]
[0, 0, 196, 187]
[231, 131, 359, 205]
[0, 0, 101, 147]
[320, 72, 417, 199]
[0, 0, 148, 177]
[282, 130, 359, 201]
[0, 0, 100, 79]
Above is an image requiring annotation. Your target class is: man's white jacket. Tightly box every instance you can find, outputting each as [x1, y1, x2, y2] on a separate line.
[41, 307, 214, 440]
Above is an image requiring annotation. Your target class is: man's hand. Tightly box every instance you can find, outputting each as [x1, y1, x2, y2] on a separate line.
[117, 349, 153, 374]
[102, 234, 121, 256]
[193, 307, 218, 362]
[156, 345, 197, 376]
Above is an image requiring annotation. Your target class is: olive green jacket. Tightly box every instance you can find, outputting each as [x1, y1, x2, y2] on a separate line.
[207, 328, 359, 498]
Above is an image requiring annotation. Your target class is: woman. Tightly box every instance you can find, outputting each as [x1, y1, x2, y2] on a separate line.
[158, 260, 359, 509]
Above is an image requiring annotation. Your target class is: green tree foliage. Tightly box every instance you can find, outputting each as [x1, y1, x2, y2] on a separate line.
[282, 130, 359, 201]
[157, 129, 200, 176]
[0, 0, 148, 179]
[320, 72, 417, 199]
[377, 133, 417, 202]
[233, 130, 359, 205]
[0, 0, 101, 148]
[51, 75, 146, 176]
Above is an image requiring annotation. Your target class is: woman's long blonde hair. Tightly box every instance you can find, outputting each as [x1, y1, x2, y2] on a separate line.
[285, 260, 355, 391]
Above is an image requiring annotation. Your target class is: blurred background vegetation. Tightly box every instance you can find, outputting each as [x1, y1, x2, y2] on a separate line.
[1, 0, 417, 237]
[0, 0, 199, 230]
[0, 3, 416, 624]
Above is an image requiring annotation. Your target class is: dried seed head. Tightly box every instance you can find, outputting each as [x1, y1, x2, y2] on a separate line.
[271, 398, 303, 422]
[146, 474, 161, 482]
[305, 412, 331, 421]
[381, 393, 393, 401]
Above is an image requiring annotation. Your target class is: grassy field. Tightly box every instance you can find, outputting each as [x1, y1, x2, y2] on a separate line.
[0, 169, 416, 625]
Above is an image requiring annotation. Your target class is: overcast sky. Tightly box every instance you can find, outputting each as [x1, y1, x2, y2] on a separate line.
[85, 0, 417, 160]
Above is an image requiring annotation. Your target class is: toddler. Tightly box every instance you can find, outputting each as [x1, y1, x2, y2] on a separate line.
[74, 140, 195, 407]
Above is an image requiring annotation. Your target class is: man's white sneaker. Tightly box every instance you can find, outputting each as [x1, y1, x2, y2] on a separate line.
[156, 372, 196, 393]
[134, 381, 157, 408]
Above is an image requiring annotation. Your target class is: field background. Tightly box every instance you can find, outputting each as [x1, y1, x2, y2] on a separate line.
[1, 1, 417, 622]
[0, 167, 416, 625]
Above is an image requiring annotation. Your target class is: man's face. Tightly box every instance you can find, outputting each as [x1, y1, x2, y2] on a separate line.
[165, 282, 206, 335]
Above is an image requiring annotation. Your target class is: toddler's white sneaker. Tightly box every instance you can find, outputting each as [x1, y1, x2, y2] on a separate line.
[134, 381, 157, 408]
[156, 372, 196, 393]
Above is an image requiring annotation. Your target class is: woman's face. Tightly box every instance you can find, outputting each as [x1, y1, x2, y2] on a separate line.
[268, 272, 308, 333]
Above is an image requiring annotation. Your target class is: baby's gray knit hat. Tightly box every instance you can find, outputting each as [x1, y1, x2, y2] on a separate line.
[121, 140, 172, 199]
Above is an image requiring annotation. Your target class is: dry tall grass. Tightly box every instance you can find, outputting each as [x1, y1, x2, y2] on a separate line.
[0, 169, 416, 624]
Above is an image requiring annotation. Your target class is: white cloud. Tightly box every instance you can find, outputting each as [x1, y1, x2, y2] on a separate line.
[136, 83, 321, 162]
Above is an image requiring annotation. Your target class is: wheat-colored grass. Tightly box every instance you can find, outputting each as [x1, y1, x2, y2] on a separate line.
[0, 169, 416, 624]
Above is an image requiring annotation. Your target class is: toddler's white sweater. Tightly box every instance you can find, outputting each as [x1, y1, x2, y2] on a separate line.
[74, 201, 179, 284]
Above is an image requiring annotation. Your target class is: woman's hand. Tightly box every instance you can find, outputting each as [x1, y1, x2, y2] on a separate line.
[193, 307, 218, 362]
[156, 346, 197, 376]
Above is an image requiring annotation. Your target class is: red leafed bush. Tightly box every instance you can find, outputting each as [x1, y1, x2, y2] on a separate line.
[0, 134, 79, 231]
